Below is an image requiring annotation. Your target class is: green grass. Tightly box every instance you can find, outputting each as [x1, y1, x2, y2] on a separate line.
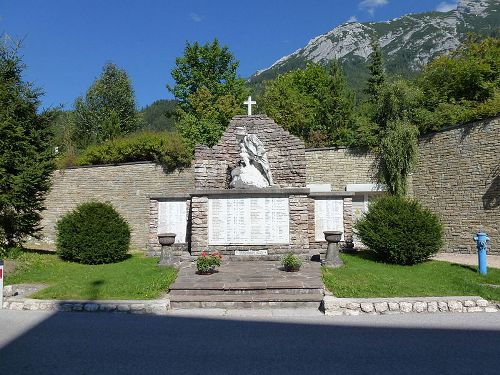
[323, 252, 500, 301]
[5, 251, 177, 300]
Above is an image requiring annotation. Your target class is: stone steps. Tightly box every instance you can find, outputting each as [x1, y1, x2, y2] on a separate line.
[170, 292, 324, 309]
[170, 260, 324, 309]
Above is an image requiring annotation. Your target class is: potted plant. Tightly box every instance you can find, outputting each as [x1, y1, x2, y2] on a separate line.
[196, 251, 222, 275]
[281, 253, 302, 272]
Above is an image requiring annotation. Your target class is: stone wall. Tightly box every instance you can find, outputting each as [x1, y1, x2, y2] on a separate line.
[305, 148, 377, 190]
[35, 162, 194, 250]
[413, 117, 499, 254]
[195, 116, 306, 189]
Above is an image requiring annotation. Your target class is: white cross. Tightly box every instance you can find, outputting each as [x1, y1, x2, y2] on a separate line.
[243, 96, 256, 116]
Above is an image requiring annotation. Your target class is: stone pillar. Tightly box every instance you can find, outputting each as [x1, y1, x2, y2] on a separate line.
[343, 196, 353, 244]
[190, 195, 208, 256]
[289, 194, 310, 256]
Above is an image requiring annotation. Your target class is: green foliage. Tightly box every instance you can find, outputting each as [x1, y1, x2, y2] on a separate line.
[365, 40, 386, 101]
[379, 120, 418, 196]
[139, 99, 177, 131]
[74, 62, 140, 148]
[281, 253, 303, 271]
[168, 39, 247, 147]
[5, 251, 177, 300]
[355, 196, 443, 265]
[418, 37, 499, 106]
[74, 131, 192, 171]
[196, 251, 222, 273]
[56, 202, 130, 264]
[262, 62, 356, 147]
[168, 39, 246, 111]
[176, 86, 243, 148]
[0, 40, 55, 247]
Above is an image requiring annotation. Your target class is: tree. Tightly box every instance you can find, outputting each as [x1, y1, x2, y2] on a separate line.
[0, 40, 55, 247]
[168, 39, 247, 147]
[74, 62, 139, 148]
[365, 40, 386, 102]
[261, 62, 355, 147]
[378, 120, 418, 196]
[168, 39, 246, 111]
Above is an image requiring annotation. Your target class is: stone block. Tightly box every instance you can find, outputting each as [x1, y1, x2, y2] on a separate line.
[476, 299, 489, 307]
[374, 302, 388, 313]
[399, 302, 413, 313]
[484, 306, 498, 313]
[467, 307, 483, 313]
[438, 301, 449, 312]
[360, 303, 374, 313]
[84, 303, 99, 312]
[463, 300, 475, 307]
[448, 300, 463, 312]
[427, 301, 438, 313]
[413, 302, 427, 313]
[388, 302, 400, 311]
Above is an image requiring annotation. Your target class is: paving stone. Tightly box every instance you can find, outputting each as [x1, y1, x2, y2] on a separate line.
[374, 302, 388, 313]
[476, 299, 489, 307]
[438, 301, 449, 312]
[360, 303, 374, 313]
[463, 300, 475, 307]
[388, 302, 400, 311]
[427, 301, 438, 313]
[413, 302, 427, 313]
[448, 300, 463, 312]
[399, 302, 413, 313]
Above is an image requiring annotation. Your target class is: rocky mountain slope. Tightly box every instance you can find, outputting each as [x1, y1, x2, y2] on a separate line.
[250, 0, 499, 89]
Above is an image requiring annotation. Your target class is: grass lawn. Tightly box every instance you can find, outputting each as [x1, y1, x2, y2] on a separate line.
[5, 251, 177, 300]
[323, 252, 500, 301]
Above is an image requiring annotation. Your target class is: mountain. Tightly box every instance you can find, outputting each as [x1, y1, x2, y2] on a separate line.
[250, 0, 499, 93]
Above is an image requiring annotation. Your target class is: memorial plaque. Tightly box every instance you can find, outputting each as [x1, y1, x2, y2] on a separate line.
[314, 199, 344, 241]
[208, 197, 289, 245]
[235, 250, 268, 256]
[158, 201, 187, 243]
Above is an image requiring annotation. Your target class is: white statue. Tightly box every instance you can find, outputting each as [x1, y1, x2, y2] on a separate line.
[230, 127, 274, 189]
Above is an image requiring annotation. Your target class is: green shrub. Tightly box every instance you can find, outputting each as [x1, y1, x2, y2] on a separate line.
[75, 131, 192, 171]
[355, 195, 443, 265]
[281, 253, 303, 271]
[56, 202, 130, 264]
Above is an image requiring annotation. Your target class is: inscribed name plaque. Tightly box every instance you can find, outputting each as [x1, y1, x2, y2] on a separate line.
[208, 197, 289, 245]
[158, 201, 187, 243]
[314, 199, 344, 241]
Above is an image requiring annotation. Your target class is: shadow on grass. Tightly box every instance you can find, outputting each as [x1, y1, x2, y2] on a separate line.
[449, 263, 478, 273]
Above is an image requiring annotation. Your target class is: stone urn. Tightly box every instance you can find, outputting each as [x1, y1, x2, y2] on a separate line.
[158, 233, 176, 246]
[323, 230, 344, 268]
[158, 233, 179, 267]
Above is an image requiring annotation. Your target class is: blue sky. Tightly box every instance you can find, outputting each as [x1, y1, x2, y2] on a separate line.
[1, 0, 458, 109]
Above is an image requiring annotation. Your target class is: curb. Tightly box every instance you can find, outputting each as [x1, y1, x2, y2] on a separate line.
[323, 296, 499, 316]
[2, 297, 171, 315]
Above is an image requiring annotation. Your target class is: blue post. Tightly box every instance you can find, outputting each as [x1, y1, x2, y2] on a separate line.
[473, 232, 490, 275]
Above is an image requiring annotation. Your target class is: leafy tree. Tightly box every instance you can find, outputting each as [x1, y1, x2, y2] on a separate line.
[418, 36, 499, 106]
[0, 40, 55, 247]
[378, 120, 418, 196]
[365, 40, 386, 101]
[176, 86, 242, 148]
[168, 39, 247, 147]
[168, 39, 246, 111]
[262, 62, 355, 147]
[74, 62, 139, 148]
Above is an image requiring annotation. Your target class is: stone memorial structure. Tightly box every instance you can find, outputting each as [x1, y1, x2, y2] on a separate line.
[148, 111, 354, 260]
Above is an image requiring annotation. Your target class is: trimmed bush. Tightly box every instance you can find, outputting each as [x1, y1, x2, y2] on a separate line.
[75, 131, 192, 171]
[56, 202, 130, 264]
[355, 195, 443, 265]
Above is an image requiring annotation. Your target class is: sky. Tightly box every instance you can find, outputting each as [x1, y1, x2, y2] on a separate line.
[1, 0, 458, 109]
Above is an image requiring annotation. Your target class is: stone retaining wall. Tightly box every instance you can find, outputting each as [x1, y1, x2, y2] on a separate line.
[2, 297, 170, 315]
[323, 296, 498, 316]
[413, 117, 499, 254]
[34, 162, 194, 250]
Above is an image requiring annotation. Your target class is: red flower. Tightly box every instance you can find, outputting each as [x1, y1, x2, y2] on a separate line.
[201, 251, 207, 257]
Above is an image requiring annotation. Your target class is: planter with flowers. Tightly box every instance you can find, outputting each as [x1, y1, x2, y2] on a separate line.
[196, 251, 222, 275]
[281, 253, 302, 272]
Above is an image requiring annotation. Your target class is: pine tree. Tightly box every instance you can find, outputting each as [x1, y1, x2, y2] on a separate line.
[0, 41, 55, 247]
[366, 40, 386, 101]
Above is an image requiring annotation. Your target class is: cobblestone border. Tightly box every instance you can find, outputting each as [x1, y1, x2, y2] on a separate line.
[2, 297, 170, 315]
[323, 296, 499, 316]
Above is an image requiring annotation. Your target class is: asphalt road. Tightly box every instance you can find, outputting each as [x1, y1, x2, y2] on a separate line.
[0, 309, 499, 375]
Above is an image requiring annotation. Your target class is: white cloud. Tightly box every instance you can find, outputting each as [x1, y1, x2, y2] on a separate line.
[435, 1, 457, 12]
[359, 0, 389, 16]
[347, 15, 358, 23]
[189, 13, 204, 22]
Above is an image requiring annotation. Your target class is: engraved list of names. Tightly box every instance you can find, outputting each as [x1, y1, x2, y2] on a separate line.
[208, 197, 289, 245]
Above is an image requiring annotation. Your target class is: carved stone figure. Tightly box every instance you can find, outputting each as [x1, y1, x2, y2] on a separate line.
[230, 127, 274, 189]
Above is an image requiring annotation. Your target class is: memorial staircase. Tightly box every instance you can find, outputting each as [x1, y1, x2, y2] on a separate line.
[169, 261, 324, 309]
